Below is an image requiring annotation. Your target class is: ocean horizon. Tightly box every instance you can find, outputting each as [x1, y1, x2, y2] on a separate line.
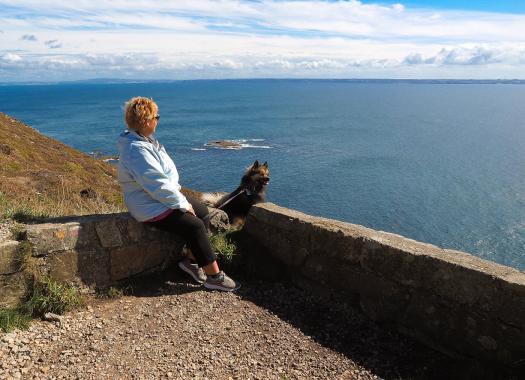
[2, 78, 525, 86]
[1, 79, 524, 269]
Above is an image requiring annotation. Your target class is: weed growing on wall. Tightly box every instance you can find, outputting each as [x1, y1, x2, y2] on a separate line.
[22, 277, 84, 317]
[8, 222, 26, 240]
[17, 240, 34, 271]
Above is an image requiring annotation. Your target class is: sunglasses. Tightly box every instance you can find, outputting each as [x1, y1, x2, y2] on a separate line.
[152, 114, 160, 120]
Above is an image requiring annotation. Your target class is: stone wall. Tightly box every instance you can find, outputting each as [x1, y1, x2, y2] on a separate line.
[3, 201, 524, 367]
[0, 210, 228, 308]
[25, 213, 186, 286]
[242, 203, 525, 367]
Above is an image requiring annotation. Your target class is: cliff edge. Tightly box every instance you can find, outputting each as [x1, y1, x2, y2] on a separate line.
[0, 112, 125, 221]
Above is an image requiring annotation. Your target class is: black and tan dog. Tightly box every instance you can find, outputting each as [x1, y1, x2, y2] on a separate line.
[202, 160, 270, 226]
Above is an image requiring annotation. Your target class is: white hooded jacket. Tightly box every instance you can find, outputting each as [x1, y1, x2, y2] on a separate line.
[117, 130, 191, 222]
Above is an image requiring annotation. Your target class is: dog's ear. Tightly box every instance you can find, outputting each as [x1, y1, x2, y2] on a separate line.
[252, 160, 259, 168]
[262, 161, 268, 168]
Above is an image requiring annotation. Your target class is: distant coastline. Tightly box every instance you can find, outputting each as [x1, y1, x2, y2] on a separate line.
[1, 78, 525, 86]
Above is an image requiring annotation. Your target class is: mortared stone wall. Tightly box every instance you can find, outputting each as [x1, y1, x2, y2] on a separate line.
[242, 203, 525, 367]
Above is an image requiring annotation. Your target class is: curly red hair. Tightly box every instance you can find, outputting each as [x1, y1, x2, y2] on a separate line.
[124, 97, 158, 133]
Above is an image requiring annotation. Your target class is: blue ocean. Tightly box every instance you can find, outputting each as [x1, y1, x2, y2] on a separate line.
[1, 80, 524, 269]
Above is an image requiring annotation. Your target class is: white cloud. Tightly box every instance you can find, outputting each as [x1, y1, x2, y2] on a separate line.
[3, 0, 525, 42]
[212, 59, 244, 70]
[0, 0, 524, 80]
[403, 46, 525, 66]
[438, 48, 497, 65]
[20, 34, 37, 41]
[45, 39, 62, 49]
[392, 3, 405, 12]
[1, 53, 23, 63]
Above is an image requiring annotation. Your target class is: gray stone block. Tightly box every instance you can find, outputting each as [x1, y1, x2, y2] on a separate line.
[78, 249, 111, 286]
[208, 207, 230, 233]
[0, 241, 22, 275]
[47, 250, 79, 283]
[46, 248, 111, 287]
[95, 219, 123, 248]
[110, 240, 184, 281]
[26, 222, 100, 256]
[0, 271, 30, 308]
[65, 222, 100, 250]
[127, 218, 145, 242]
[26, 223, 70, 256]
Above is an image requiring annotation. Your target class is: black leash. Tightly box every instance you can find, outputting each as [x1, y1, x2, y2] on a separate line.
[202, 188, 247, 221]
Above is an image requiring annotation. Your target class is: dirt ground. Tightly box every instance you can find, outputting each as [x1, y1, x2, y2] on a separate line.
[0, 270, 512, 380]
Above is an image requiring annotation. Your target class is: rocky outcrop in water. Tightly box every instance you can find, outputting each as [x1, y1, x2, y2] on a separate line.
[204, 140, 243, 150]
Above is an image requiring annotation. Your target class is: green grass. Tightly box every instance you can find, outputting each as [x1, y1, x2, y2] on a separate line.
[0, 308, 31, 333]
[210, 232, 237, 264]
[96, 286, 125, 300]
[17, 241, 33, 270]
[4, 162, 22, 174]
[65, 161, 85, 174]
[0, 191, 49, 223]
[1, 277, 86, 332]
[22, 276, 84, 317]
[2, 205, 50, 223]
[9, 222, 26, 240]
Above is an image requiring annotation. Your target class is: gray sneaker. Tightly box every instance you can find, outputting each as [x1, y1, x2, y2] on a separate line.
[204, 271, 241, 292]
[178, 258, 206, 284]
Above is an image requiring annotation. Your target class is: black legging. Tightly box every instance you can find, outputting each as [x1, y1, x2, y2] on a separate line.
[147, 196, 216, 267]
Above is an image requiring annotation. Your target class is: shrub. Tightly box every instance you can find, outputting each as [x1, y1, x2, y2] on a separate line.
[0, 308, 31, 333]
[22, 276, 84, 317]
[210, 232, 237, 264]
[1, 277, 85, 332]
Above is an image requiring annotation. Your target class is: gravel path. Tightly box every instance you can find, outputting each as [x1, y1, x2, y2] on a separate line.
[0, 273, 456, 380]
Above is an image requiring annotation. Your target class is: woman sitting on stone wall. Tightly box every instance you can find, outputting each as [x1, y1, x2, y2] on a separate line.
[116, 96, 240, 292]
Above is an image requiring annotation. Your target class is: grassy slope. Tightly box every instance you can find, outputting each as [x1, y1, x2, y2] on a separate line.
[0, 112, 125, 221]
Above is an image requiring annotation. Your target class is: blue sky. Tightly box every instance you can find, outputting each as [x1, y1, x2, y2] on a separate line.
[1, 0, 524, 81]
[364, 0, 525, 13]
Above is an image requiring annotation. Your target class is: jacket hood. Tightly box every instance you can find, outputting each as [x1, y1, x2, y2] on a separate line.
[117, 130, 148, 152]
